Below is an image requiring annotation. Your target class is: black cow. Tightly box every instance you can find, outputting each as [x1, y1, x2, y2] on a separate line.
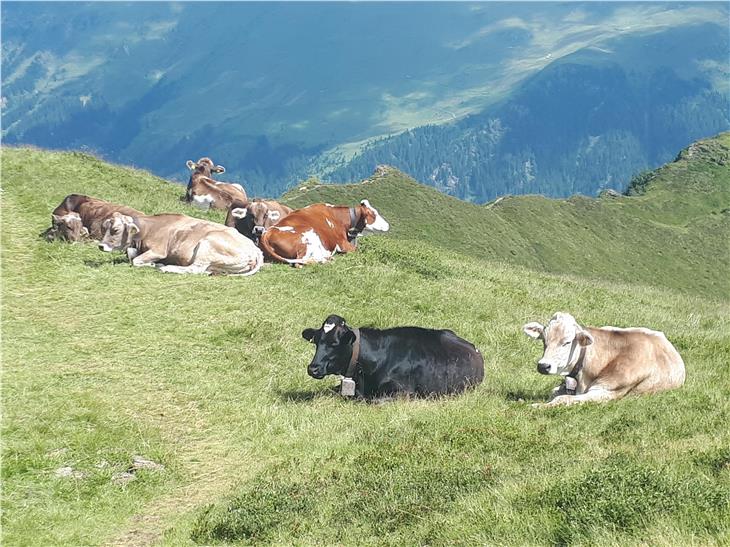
[301, 315, 484, 398]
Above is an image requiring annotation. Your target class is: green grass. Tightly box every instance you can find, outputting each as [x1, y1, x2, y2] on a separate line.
[285, 133, 730, 298]
[1, 140, 729, 545]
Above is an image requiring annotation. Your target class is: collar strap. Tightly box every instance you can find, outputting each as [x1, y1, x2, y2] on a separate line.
[345, 327, 361, 379]
[565, 341, 587, 395]
[348, 207, 363, 237]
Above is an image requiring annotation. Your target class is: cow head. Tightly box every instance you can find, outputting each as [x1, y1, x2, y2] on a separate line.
[186, 157, 226, 177]
[358, 199, 389, 233]
[301, 315, 357, 379]
[99, 213, 138, 252]
[523, 312, 594, 375]
[49, 212, 89, 241]
[229, 200, 282, 238]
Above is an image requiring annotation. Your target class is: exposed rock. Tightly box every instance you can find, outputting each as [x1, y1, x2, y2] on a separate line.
[55, 466, 84, 479]
[130, 455, 165, 472]
[599, 188, 622, 198]
[112, 471, 137, 485]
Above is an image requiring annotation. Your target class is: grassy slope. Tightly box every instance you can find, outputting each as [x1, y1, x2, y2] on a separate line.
[1, 143, 729, 546]
[284, 133, 730, 299]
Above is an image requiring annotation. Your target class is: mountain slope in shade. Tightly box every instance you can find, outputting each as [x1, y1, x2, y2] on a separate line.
[327, 23, 730, 201]
[2, 2, 728, 199]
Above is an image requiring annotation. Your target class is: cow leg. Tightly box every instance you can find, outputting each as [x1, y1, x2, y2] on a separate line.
[337, 240, 358, 253]
[534, 387, 618, 408]
[131, 250, 165, 268]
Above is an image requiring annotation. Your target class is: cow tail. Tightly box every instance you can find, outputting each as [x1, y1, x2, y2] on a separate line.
[258, 233, 306, 265]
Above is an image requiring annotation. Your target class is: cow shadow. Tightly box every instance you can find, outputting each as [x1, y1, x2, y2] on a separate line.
[275, 385, 340, 403]
[504, 390, 547, 403]
[84, 256, 129, 268]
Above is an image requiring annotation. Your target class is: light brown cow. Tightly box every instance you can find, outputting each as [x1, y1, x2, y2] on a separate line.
[98, 212, 263, 275]
[225, 199, 293, 243]
[258, 200, 389, 265]
[185, 157, 248, 210]
[45, 194, 142, 242]
[523, 312, 685, 407]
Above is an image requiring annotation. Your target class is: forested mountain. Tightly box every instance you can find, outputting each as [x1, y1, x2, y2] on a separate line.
[327, 23, 730, 200]
[2, 2, 728, 200]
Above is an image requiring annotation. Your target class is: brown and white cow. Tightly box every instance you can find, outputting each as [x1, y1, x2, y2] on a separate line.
[523, 312, 686, 407]
[185, 157, 248, 210]
[45, 194, 142, 242]
[225, 199, 293, 244]
[258, 200, 389, 265]
[98, 212, 263, 276]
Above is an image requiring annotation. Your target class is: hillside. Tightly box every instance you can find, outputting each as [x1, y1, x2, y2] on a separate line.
[286, 132, 730, 299]
[328, 23, 730, 201]
[1, 140, 729, 545]
[2, 2, 728, 198]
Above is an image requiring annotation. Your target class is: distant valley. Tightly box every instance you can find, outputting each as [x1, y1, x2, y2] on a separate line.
[2, 2, 728, 200]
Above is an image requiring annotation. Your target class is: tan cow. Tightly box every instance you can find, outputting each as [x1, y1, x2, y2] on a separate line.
[45, 194, 142, 242]
[98, 213, 263, 275]
[185, 157, 248, 210]
[258, 200, 389, 265]
[225, 199, 293, 244]
[523, 312, 685, 407]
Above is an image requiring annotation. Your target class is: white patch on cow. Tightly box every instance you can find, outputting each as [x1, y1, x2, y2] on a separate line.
[323, 322, 335, 333]
[361, 199, 389, 232]
[334, 244, 342, 253]
[231, 207, 247, 219]
[326, 218, 334, 228]
[300, 229, 332, 263]
[274, 226, 295, 232]
[325, 203, 334, 207]
[192, 194, 214, 210]
[126, 248, 139, 260]
[267, 210, 281, 221]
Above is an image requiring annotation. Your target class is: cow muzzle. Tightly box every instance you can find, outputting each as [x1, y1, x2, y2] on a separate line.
[537, 361, 552, 375]
[253, 226, 265, 235]
[307, 363, 326, 379]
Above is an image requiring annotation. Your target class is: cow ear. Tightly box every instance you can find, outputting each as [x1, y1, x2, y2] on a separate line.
[127, 222, 139, 236]
[302, 328, 318, 342]
[575, 329, 594, 346]
[268, 210, 281, 221]
[214, 165, 226, 174]
[231, 207, 247, 219]
[523, 322, 544, 339]
[52, 214, 62, 224]
[186, 160, 196, 170]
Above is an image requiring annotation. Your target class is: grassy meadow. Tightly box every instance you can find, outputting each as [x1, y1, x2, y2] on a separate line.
[1, 139, 729, 546]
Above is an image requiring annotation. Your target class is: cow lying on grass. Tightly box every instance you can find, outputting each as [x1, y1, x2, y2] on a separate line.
[45, 194, 142, 242]
[259, 200, 389, 265]
[98, 212, 263, 275]
[185, 157, 248, 210]
[225, 199, 293, 244]
[523, 312, 686, 407]
[302, 315, 484, 399]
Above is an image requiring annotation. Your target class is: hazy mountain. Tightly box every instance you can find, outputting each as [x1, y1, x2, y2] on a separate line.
[327, 23, 730, 200]
[2, 2, 728, 199]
